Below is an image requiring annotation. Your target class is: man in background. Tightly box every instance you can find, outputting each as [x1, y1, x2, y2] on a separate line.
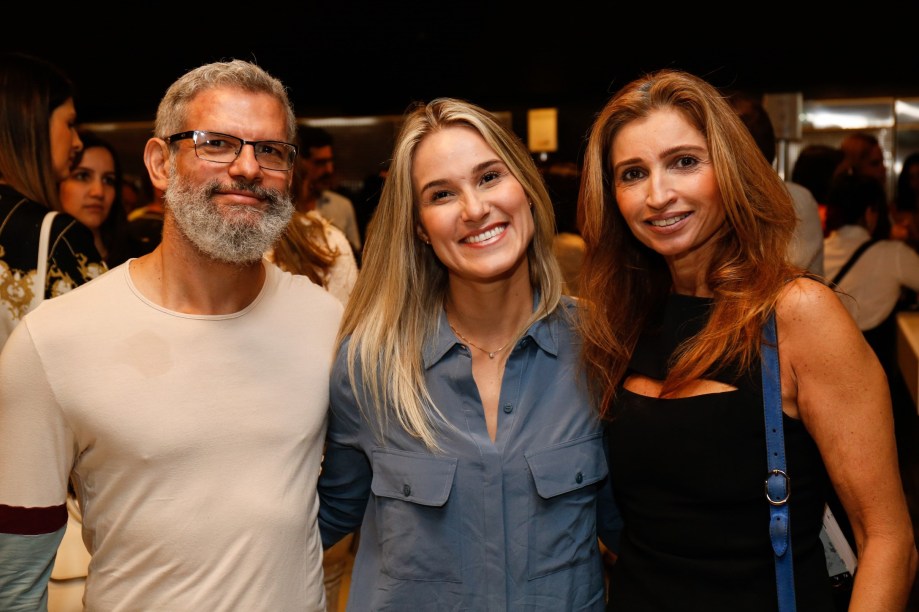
[295, 125, 362, 260]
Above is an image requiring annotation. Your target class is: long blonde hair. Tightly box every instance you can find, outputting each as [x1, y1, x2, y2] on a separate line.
[339, 98, 562, 449]
[578, 69, 798, 414]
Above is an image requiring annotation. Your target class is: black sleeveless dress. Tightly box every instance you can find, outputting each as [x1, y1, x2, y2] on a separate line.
[605, 293, 835, 611]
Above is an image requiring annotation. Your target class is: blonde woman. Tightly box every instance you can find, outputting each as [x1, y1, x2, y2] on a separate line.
[318, 98, 620, 610]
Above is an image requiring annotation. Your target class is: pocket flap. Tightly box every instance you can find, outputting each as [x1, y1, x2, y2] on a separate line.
[371, 449, 458, 507]
[525, 433, 608, 499]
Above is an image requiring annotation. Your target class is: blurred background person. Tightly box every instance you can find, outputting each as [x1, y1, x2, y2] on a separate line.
[732, 92, 825, 275]
[59, 129, 131, 267]
[120, 171, 149, 217]
[353, 162, 389, 245]
[791, 144, 846, 236]
[543, 159, 586, 297]
[267, 210, 358, 306]
[123, 174, 165, 259]
[295, 125, 362, 261]
[837, 132, 888, 185]
[0, 52, 105, 350]
[893, 151, 919, 248]
[823, 173, 919, 409]
[121, 169, 159, 217]
[836, 132, 894, 240]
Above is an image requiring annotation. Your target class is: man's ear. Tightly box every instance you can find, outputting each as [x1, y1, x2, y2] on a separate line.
[143, 138, 171, 194]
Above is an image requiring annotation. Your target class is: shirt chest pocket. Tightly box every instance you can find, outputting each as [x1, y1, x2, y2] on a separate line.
[524, 432, 608, 579]
[371, 449, 460, 582]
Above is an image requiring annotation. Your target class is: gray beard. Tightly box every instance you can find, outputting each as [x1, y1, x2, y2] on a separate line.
[165, 173, 293, 265]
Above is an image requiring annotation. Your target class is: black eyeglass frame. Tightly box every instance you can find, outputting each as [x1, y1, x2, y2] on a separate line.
[165, 130, 298, 171]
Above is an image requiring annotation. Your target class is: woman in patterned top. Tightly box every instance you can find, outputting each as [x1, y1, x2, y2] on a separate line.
[0, 52, 106, 349]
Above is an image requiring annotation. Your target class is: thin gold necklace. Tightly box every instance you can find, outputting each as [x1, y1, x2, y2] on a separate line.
[448, 323, 512, 359]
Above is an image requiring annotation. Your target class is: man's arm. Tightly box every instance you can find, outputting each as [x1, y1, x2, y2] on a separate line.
[0, 320, 71, 608]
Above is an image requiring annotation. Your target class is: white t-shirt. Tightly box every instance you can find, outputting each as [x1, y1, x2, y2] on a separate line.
[0, 261, 343, 611]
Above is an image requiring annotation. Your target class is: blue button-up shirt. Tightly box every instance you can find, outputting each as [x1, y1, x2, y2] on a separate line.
[318, 298, 621, 611]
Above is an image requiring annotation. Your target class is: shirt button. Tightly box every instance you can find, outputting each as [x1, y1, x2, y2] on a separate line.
[503, 403, 513, 413]
[576, 471, 583, 484]
[403, 484, 411, 497]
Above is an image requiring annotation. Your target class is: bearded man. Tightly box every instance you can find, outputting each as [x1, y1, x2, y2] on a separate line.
[0, 60, 342, 612]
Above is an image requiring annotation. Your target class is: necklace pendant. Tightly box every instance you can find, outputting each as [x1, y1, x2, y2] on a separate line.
[488, 351, 496, 359]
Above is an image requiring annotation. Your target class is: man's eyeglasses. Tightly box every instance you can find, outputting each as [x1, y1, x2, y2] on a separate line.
[165, 130, 298, 171]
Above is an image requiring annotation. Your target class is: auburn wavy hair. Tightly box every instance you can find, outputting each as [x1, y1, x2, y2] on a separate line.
[577, 69, 798, 416]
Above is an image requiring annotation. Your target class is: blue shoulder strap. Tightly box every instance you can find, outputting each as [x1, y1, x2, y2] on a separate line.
[762, 311, 796, 611]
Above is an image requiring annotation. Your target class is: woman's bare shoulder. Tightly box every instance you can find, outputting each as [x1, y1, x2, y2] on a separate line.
[775, 275, 869, 377]
[775, 275, 846, 327]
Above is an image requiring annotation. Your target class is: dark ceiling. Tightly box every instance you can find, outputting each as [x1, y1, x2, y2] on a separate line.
[10, 8, 919, 125]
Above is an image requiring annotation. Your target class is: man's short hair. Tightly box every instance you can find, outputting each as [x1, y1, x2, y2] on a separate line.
[297, 125, 333, 152]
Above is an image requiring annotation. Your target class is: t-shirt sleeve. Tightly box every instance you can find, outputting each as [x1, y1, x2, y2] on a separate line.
[0, 319, 73, 608]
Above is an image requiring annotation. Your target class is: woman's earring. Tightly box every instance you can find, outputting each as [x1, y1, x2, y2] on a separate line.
[416, 225, 431, 245]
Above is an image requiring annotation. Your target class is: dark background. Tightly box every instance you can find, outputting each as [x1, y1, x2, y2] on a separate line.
[11, 9, 919, 118]
[7, 8, 919, 170]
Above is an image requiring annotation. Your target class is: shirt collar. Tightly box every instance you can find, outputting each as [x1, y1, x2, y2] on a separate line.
[835, 224, 872, 241]
[421, 292, 562, 369]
